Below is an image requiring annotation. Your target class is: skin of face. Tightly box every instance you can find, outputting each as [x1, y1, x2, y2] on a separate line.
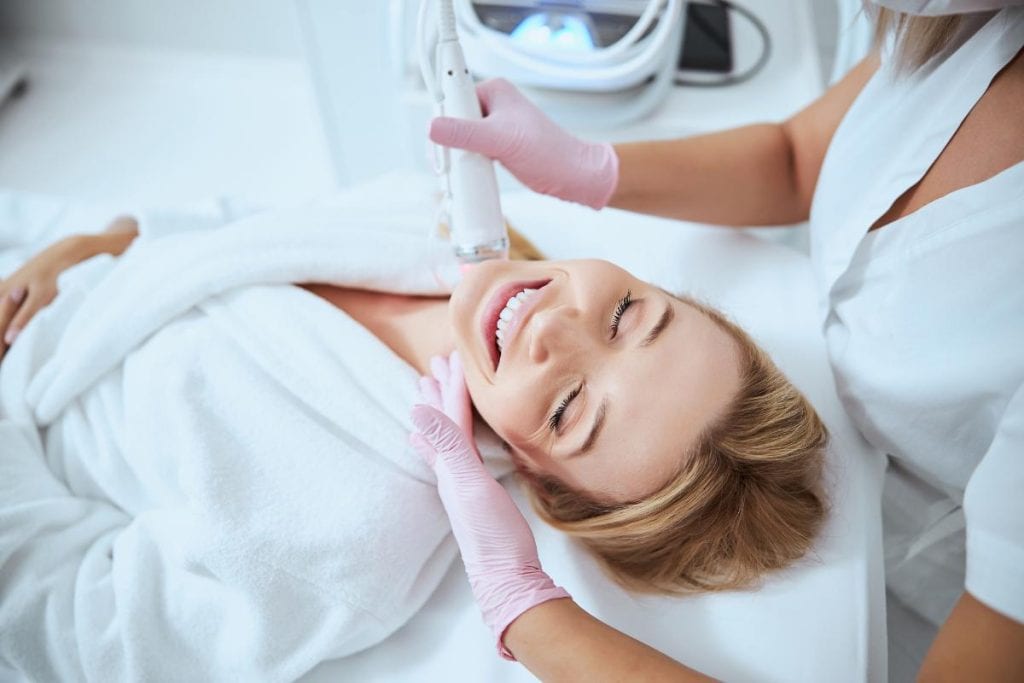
[448, 258, 743, 503]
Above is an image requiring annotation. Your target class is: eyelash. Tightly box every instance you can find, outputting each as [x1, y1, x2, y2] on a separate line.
[547, 290, 634, 432]
[548, 383, 582, 432]
[610, 290, 634, 338]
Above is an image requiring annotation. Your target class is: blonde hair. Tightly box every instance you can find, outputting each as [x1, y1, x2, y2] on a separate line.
[507, 224, 544, 262]
[521, 299, 829, 594]
[872, 7, 963, 72]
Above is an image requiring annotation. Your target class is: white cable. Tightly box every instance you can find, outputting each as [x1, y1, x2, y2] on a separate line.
[438, 0, 458, 41]
[455, 0, 666, 66]
[453, 0, 681, 91]
[417, 0, 441, 103]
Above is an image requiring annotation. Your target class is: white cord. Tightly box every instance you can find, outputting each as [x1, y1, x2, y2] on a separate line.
[455, 0, 665, 66]
[453, 0, 681, 90]
[421, 0, 682, 94]
[437, 0, 457, 42]
[418, 0, 451, 176]
[417, 0, 441, 104]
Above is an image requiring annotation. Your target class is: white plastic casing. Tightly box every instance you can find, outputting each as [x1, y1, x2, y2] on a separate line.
[437, 40, 508, 262]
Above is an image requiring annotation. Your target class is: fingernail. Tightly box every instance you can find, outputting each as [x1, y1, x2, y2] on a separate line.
[4, 327, 19, 345]
[9, 287, 26, 304]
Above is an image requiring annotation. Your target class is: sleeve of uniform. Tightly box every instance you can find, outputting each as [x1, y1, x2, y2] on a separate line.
[963, 383, 1024, 623]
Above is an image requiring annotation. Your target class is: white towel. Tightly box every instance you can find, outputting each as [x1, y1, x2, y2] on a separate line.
[0, 177, 511, 682]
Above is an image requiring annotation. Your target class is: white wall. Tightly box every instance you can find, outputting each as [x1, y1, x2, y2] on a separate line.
[0, 0, 303, 58]
[0, 0, 336, 205]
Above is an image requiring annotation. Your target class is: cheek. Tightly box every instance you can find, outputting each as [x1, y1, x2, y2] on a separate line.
[467, 381, 533, 444]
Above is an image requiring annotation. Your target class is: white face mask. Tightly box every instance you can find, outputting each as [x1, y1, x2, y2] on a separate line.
[871, 0, 1024, 15]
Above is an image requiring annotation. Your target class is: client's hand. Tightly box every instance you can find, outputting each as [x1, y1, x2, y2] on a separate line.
[429, 78, 618, 210]
[0, 216, 139, 361]
[411, 351, 570, 660]
[0, 236, 89, 360]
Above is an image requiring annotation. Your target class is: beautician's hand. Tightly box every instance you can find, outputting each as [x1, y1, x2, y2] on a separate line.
[411, 351, 570, 659]
[0, 216, 138, 361]
[429, 78, 619, 210]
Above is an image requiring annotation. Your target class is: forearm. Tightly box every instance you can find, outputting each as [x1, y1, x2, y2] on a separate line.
[505, 598, 715, 683]
[608, 55, 880, 227]
[609, 123, 806, 227]
[919, 592, 1024, 682]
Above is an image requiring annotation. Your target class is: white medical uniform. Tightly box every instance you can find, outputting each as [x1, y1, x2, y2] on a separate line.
[810, 7, 1024, 628]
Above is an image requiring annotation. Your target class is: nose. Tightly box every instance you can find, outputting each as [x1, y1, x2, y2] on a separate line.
[527, 304, 582, 363]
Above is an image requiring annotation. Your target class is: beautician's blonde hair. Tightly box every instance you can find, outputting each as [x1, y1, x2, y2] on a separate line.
[871, 7, 963, 72]
[520, 299, 829, 594]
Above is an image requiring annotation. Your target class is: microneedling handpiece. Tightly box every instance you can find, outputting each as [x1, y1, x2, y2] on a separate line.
[425, 0, 509, 264]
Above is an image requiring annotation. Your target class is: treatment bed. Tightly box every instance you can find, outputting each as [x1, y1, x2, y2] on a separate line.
[0, 177, 886, 682]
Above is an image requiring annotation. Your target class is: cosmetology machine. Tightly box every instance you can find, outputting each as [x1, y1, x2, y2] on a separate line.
[446, 1, 685, 127]
[416, 0, 688, 265]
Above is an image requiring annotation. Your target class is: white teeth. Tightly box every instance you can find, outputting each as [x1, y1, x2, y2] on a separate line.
[495, 287, 541, 354]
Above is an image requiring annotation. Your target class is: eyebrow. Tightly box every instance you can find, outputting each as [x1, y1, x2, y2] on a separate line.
[641, 302, 674, 347]
[576, 400, 608, 456]
[572, 301, 674, 458]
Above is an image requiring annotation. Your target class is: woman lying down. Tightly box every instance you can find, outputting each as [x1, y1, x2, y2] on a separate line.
[0, 193, 826, 681]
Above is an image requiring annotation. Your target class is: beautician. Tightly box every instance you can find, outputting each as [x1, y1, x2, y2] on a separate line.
[411, 1, 1024, 680]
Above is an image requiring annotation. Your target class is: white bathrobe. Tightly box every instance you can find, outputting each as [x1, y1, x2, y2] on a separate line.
[0, 182, 511, 682]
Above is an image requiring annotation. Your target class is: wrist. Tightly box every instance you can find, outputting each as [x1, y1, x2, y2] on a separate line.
[590, 141, 620, 210]
[75, 227, 138, 260]
[570, 141, 619, 210]
[56, 234, 102, 266]
[498, 592, 574, 661]
[473, 568, 571, 661]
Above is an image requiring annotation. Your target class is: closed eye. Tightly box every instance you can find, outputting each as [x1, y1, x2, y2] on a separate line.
[610, 290, 634, 338]
[549, 290, 635, 433]
[548, 382, 582, 432]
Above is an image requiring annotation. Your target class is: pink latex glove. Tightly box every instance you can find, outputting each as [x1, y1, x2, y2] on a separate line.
[429, 78, 619, 210]
[411, 351, 570, 660]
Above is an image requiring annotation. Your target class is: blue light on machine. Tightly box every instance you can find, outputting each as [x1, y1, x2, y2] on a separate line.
[509, 12, 595, 52]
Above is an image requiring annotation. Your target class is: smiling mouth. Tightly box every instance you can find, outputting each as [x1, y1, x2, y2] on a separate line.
[480, 279, 551, 371]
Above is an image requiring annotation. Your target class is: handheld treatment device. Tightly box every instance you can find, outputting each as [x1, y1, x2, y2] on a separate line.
[419, 0, 508, 264]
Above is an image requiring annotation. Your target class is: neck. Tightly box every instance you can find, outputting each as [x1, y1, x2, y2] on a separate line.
[388, 297, 456, 375]
[302, 285, 455, 376]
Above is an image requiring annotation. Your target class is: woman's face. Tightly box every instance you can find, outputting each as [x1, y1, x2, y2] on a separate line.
[449, 259, 742, 503]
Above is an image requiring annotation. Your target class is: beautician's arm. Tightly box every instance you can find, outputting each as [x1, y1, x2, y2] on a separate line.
[919, 592, 1024, 682]
[610, 54, 880, 226]
[505, 598, 714, 682]
[0, 216, 138, 358]
[412, 354, 715, 682]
